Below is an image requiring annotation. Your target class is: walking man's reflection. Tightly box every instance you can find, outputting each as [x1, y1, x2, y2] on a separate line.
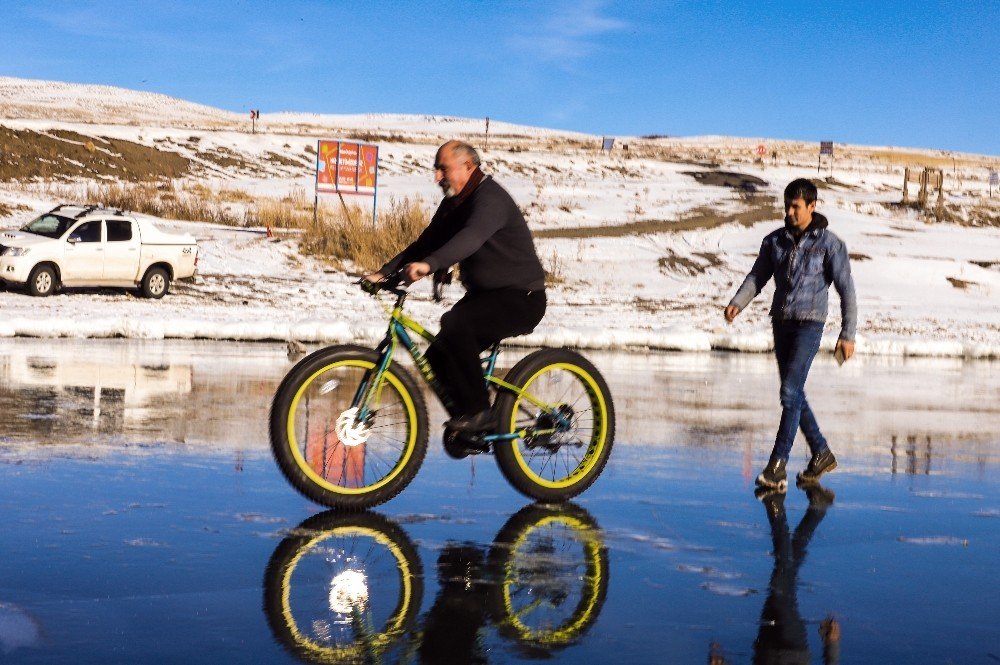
[753, 484, 840, 665]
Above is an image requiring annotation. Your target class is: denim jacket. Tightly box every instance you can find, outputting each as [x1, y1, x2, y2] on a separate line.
[729, 213, 857, 341]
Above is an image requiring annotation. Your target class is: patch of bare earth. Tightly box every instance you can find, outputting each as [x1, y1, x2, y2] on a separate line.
[946, 277, 975, 289]
[657, 250, 726, 276]
[0, 125, 189, 181]
[535, 200, 777, 239]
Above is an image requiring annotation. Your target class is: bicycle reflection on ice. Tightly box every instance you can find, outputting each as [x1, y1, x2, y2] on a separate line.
[262, 503, 609, 663]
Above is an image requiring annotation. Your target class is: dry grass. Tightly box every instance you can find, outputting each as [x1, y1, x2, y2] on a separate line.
[43, 181, 243, 225]
[300, 197, 429, 271]
[39, 178, 431, 268]
[540, 251, 566, 286]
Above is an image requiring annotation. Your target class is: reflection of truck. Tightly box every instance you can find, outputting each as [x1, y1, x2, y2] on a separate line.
[0, 204, 198, 298]
[6, 353, 192, 426]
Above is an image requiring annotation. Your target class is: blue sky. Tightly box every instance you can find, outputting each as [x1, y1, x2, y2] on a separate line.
[2, 1, 997, 155]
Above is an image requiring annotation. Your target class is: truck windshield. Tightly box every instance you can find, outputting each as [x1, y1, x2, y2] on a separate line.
[21, 214, 77, 239]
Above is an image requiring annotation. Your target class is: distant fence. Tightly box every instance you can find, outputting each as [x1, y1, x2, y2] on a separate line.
[902, 167, 944, 217]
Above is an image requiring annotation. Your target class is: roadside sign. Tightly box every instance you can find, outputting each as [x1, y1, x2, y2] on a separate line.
[756, 144, 766, 157]
[820, 141, 834, 156]
[314, 139, 380, 226]
[601, 137, 615, 152]
[990, 170, 999, 186]
[316, 140, 378, 196]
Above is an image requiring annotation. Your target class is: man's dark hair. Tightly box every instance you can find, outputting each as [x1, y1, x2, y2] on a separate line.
[784, 178, 818, 205]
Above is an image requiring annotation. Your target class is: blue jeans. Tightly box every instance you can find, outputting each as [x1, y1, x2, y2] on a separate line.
[771, 319, 828, 461]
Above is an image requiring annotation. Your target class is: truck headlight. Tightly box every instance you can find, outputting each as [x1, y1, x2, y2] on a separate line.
[1, 246, 30, 257]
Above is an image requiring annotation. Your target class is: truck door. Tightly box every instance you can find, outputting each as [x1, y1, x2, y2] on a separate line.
[103, 219, 140, 281]
[62, 220, 104, 283]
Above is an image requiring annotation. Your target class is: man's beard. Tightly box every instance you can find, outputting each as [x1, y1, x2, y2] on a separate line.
[441, 182, 457, 198]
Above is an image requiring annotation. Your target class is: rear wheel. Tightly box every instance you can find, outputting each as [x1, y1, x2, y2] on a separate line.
[141, 266, 169, 298]
[27, 264, 58, 297]
[487, 503, 609, 653]
[269, 345, 428, 510]
[493, 348, 615, 502]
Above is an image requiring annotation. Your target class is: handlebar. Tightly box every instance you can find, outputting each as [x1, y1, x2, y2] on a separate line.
[358, 265, 451, 302]
[358, 270, 406, 297]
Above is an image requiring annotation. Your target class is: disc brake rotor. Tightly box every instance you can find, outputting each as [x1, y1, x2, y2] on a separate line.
[335, 407, 372, 447]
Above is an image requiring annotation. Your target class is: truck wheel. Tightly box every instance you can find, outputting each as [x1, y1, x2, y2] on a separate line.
[141, 267, 169, 299]
[28, 265, 58, 297]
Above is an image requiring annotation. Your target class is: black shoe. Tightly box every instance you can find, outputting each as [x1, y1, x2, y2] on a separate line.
[797, 449, 837, 484]
[799, 482, 836, 509]
[754, 486, 786, 520]
[755, 456, 787, 492]
[443, 428, 490, 459]
[446, 409, 496, 434]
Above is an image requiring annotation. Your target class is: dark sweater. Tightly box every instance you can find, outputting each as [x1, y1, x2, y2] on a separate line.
[380, 176, 545, 293]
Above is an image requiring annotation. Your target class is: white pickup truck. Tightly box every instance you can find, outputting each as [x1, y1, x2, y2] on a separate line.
[0, 205, 198, 298]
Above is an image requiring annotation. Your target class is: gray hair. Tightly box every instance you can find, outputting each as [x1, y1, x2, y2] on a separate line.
[442, 140, 481, 167]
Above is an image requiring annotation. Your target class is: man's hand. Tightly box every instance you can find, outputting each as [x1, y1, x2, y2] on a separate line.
[363, 272, 384, 283]
[724, 304, 740, 323]
[403, 262, 431, 284]
[835, 339, 855, 363]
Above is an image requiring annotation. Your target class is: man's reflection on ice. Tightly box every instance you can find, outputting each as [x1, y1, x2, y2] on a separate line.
[752, 484, 840, 665]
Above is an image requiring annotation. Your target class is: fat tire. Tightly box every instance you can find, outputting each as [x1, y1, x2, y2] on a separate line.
[263, 510, 424, 663]
[269, 345, 428, 510]
[493, 348, 615, 502]
[486, 502, 609, 654]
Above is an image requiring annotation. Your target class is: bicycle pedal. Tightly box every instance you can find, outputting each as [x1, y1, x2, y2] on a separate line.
[443, 428, 490, 459]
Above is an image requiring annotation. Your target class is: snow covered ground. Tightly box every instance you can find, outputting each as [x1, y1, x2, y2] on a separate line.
[1, 77, 998, 358]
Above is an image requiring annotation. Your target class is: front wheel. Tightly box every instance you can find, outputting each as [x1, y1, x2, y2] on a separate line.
[269, 345, 428, 510]
[27, 264, 58, 297]
[263, 510, 424, 663]
[493, 348, 615, 502]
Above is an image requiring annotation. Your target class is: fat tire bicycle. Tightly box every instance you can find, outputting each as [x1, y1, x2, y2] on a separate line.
[269, 273, 616, 510]
[262, 503, 608, 662]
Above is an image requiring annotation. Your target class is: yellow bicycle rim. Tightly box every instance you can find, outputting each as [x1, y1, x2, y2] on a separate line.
[286, 359, 418, 495]
[507, 363, 608, 489]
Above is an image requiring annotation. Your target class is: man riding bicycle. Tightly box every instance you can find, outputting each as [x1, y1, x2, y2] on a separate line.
[366, 140, 546, 436]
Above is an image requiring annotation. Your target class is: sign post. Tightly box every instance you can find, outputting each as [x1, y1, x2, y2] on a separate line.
[314, 139, 380, 227]
[990, 170, 998, 197]
[819, 141, 834, 174]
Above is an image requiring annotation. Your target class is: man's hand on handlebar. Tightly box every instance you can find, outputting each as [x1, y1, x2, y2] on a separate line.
[363, 263, 429, 285]
[402, 262, 431, 284]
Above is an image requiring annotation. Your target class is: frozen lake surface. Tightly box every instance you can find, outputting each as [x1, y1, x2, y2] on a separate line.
[0, 339, 997, 663]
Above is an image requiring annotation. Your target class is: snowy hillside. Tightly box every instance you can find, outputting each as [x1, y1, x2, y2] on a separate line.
[1, 76, 998, 358]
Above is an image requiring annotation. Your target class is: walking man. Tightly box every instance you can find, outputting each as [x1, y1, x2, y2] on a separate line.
[724, 178, 857, 491]
[366, 141, 546, 447]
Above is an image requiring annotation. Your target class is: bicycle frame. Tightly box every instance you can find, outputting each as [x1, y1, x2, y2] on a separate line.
[353, 284, 566, 444]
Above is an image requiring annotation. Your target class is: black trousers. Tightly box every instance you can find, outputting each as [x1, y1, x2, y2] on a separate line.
[425, 288, 546, 417]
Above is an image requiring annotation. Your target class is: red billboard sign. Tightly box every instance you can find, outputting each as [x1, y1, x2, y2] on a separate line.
[316, 140, 378, 195]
